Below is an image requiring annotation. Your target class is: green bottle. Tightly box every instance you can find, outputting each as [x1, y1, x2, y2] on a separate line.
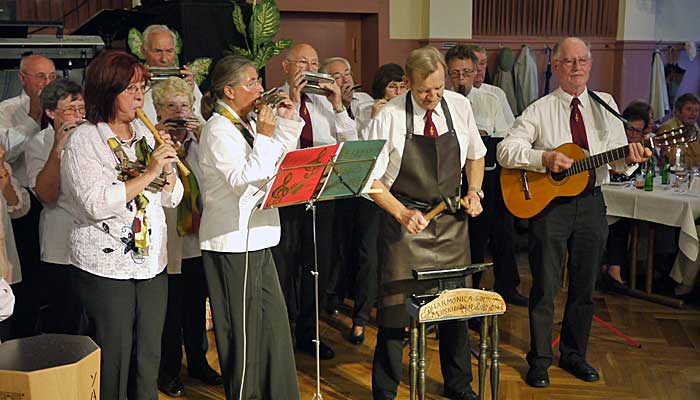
[644, 159, 654, 191]
[662, 154, 670, 185]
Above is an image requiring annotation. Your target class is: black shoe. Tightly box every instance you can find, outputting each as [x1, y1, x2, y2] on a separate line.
[600, 272, 627, 293]
[498, 288, 529, 307]
[444, 387, 479, 400]
[297, 339, 335, 360]
[559, 357, 599, 382]
[189, 366, 223, 386]
[158, 376, 185, 397]
[525, 366, 550, 388]
[349, 325, 365, 345]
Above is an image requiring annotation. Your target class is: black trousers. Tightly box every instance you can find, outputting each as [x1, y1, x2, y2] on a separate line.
[72, 267, 168, 400]
[331, 198, 381, 326]
[202, 249, 299, 400]
[372, 321, 472, 400]
[9, 190, 43, 339]
[468, 168, 520, 292]
[159, 257, 210, 381]
[606, 219, 632, 267]
[37, 262, 85, 335]
[527, 191, 608, 369]
[272, 202, 335, 343]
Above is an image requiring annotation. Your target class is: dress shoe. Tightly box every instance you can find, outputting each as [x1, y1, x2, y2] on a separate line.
[349, 325, 365, 345]
[601, 272, 627, 293]
[497, 288, 529, 307]
[525, 366, 550, 388]
[297, 339, 336, 360]
[444, 387, 479, 400]
[158, 376, 185, 397]
[559, 357, 599, 382]
[189, 366, 223, 386]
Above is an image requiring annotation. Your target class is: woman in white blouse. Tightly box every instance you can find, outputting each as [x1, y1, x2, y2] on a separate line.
[198, 55, 302, 400]
[61, 50, 183, 400]
[0, 146, 30, 339]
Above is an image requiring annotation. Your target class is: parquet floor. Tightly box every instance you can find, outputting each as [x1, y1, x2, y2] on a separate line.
[160, 264, 700, 400]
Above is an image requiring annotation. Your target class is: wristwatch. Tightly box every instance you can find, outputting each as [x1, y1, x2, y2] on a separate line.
[468, 186, 485, 200]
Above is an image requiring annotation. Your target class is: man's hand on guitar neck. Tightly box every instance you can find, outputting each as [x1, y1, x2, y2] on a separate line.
[626, 142, 652, 164]
[542, 151, 573, 172]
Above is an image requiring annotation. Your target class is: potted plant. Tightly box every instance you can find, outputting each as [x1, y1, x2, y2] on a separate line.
[228, 0, 292, 70]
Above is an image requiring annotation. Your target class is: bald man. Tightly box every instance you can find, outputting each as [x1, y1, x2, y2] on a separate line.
[497, 37, 651, 388]
[0, 53, 56, 339]
[271, 43, 357, 360]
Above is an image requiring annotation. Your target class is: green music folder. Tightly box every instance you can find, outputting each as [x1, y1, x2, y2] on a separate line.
[317, 139, 386, 200]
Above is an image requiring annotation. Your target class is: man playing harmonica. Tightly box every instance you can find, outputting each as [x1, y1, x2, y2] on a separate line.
[140, 25, 203, 123]
[320, 57, 372, 120]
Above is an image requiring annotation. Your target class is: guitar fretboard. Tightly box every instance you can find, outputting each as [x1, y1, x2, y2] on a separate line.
[565, 145, 631, 176]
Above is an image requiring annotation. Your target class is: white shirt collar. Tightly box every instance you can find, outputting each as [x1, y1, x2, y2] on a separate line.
[555, 86, 590, 109]
[410, 91, 443, 119]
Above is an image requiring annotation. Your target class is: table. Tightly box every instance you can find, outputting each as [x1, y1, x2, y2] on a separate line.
[602, 178, 700, 307]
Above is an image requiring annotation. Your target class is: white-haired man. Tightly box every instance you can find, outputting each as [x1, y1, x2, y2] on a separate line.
[320, 56, 373, 119]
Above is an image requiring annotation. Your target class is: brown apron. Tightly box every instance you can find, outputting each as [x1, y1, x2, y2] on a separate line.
[378, 94, 471, 328]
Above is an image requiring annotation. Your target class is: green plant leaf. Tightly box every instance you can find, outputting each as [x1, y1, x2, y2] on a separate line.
[253, 44, 276, 70]
[187, 58, 212, 86]
[252, 0, 280, 45]
[232, 3, 247, 37]
[128, 28, 144, 61]
[229, 45, 253, 60]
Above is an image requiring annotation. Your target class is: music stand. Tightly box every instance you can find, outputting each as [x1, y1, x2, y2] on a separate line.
[261, 140, 385, 399]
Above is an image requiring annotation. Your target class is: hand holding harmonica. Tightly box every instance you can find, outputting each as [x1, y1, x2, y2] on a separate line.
[136, 108, 190, 176]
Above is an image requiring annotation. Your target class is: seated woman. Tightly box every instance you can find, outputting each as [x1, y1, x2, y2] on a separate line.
[61, 50, 183, 400]
[150, 77, 221, 397]
[197, 55, 302, 399]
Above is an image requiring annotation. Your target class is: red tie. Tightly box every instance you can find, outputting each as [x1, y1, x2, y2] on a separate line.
[570, 98, 589, 150]
[424, 109, 437, 137]
[299, 93, 314, 148]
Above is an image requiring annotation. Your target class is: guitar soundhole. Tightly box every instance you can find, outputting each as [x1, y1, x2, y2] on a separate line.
[550, 171, 567, 182]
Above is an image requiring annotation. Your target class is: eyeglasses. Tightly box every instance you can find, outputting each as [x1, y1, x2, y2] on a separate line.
[287, 59, 320, 69]
[386, 82, 406, 91]
[557, 57, 591, 68]
[55, 106, 86, 116]
[331, 71, 353, 80]
[21, 71, 57, 82]
[239, 78, 263, 91]
[449, 68, 476, 78]
[124, 83, 147, 95]
[162, 102, 192, 112]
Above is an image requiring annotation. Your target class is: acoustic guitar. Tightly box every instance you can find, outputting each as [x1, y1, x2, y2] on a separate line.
[500, 125, 698, 219]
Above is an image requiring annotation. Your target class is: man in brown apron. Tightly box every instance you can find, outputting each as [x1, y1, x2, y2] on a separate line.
[365, 46, 487, 400]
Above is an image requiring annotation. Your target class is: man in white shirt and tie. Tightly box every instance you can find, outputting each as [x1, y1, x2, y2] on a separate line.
[445, 44, 528, 308]
[273, 43, 357, 360]
[467, 44, 516, 126]
[320, 56, 373, 120]
[0, 53, 56, 338]
[497, 37, 651, 388]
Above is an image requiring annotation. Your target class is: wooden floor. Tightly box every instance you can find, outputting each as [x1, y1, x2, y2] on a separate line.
[160, 266, 700, 400]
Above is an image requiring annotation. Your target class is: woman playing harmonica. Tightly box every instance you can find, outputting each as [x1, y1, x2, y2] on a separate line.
[60, 50, 183, 400]
[198, 55, 302, 400]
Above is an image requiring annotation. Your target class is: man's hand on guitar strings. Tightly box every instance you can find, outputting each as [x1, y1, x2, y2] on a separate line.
[626, 142, 652, 164]
[542, 150, 573, 173]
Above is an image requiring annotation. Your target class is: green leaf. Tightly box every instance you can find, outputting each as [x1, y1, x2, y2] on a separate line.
[128, 28, 144, 61]
[253, 44, 276, 70]
[229, 45, 253, 60]
[187, 58, 212, 86]
[252, 0, 280, 45]
[232, 4, 247, 37]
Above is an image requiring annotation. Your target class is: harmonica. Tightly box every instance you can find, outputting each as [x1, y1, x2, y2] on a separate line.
[254, 87, 285, 113]
[148, 67, 186, 82]
[302, 71, 335, 95]
[351, 83, 362, 91]
[164, 117, 200, 125]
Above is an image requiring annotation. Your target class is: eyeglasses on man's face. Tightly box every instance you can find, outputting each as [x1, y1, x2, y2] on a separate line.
[449, 68, 476, 78]
[557, 57, 591, 68]
[287, 58, 320, 69]
[55, 105, 86, 116]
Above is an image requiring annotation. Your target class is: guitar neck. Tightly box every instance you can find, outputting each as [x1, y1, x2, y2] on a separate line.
[565, 139, 650, 176]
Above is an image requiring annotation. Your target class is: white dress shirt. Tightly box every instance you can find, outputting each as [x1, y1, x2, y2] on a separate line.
[350, 91, 373, 119]
[496, 87, 629, 186]
[165, 131, 203, 274]
[24, 126, 74, 265]
[198, 101, 303, 253]
[0, 92, 42, 187]
[0, 162, 30, 284]
[61, 122, 184, 280]
[142, 84, 203, 124]
[464, 87, 511, 137]
[368, 90, 487, 189]
[479, 83, 516, 127]
[0, 278, 14, 323]
[280, 83, 357, 146]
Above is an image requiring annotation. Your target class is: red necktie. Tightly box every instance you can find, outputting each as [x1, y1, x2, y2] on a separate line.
[570, 98, 589, 150]
[299, 93, 314, 148]
[424, 109, 437, 137]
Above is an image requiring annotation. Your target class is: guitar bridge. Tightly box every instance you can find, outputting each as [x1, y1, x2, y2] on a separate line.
[520, 170, 532, 200]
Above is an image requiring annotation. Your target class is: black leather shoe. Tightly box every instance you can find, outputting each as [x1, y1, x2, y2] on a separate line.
[297, 339, 336, 360]
[349, 325, 365, 345]
[189, 366, 223, 386]
[158, 376, 185, 397]
[525, 366, 550, 388]
[444, 387, 479, 400]
[498, 288, 529, 307]
[559, 358, 599, 382]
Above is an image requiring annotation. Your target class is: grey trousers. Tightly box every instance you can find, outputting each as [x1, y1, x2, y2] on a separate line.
[202, 249, 300, 400]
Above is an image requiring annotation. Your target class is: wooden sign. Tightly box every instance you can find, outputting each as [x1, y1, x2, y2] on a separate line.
[417, 288, 506, 323]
